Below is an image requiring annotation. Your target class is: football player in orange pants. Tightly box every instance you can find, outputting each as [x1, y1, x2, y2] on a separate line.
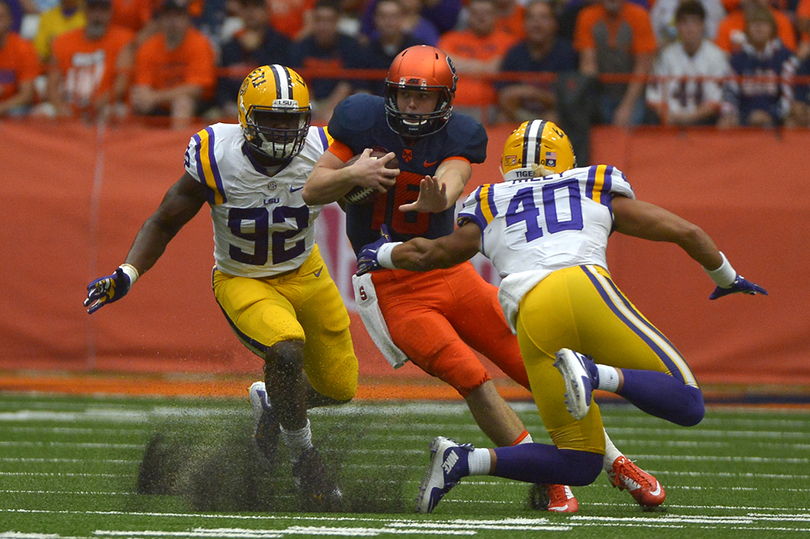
[304, 46, 665, 512]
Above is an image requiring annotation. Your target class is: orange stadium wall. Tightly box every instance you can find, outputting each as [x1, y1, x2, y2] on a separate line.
[0, 120, 808, 387]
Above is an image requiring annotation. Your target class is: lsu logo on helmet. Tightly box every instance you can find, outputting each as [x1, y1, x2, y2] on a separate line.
[501, 119, 576, 181]
[238, 65, 311, 165]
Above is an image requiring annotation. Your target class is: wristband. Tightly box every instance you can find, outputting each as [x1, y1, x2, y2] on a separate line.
[704, 252, 736, 288]
[377, 242, 403, 269]
[119, 263, 140, 286]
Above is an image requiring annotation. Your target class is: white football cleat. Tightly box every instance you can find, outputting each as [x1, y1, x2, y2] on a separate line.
[554, 348, 594, 420]
[415, 436, 473, 514]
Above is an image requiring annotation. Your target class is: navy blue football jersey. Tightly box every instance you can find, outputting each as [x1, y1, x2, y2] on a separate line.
[327, 94, 488, 255]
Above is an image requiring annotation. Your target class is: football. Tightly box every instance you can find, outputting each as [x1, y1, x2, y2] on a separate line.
[339, 148, 399, 205]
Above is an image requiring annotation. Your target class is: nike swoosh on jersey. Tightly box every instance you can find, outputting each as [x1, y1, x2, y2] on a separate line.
[423, 160, 438, 167]
[314, 267, 323, 277]
[290, 186, 303, 192]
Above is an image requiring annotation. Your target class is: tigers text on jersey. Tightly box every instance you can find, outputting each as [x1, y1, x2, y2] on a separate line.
[458, 164, 635, 277]
[184, 122, 332, 277]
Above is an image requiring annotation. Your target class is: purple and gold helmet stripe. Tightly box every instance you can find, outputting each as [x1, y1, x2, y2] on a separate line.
[270, 64, 293, 101]
[522, 119, 546, 167]
[192, 127, 226, 205]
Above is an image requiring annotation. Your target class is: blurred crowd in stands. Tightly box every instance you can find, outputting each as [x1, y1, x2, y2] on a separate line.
[1, 0, 809, 129]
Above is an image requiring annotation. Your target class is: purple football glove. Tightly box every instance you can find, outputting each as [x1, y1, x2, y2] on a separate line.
[84, 267, 132, 314]
[356, 225, 392, 276]
[709, 275, 768, 300]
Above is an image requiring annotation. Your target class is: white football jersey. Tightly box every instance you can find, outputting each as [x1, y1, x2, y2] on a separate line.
[184, 123, 332, 277]
[646, 39, 731, 116]
[458, 165, 635, 278]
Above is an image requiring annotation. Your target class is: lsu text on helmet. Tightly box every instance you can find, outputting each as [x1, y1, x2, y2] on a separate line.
[501, 119, 576, 181]
[238, 65, 312, 166]
[384, 45, 457, 139]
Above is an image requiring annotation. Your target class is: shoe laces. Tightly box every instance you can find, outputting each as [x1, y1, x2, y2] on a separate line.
[613, 457, 652, 491]
[547, 484, 573, 504]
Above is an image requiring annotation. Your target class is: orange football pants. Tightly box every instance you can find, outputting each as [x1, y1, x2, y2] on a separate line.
[370, 261, 529, 397]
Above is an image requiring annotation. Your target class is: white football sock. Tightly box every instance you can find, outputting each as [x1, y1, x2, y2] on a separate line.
[602, 429, 623, 471]
[596, 365, 621, 392]
[280, 418, 313, 463]
[512, 429, 533, 445]
[468, 448, 492, 475]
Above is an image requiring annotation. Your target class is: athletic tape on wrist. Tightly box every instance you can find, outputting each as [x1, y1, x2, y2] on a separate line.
[704, 252, 736, 288]
[119, 264, 139, 286]
[377, 242, 402, 269]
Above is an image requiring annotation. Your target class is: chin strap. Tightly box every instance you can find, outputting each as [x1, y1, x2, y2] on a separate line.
[243, 140, 293, 169]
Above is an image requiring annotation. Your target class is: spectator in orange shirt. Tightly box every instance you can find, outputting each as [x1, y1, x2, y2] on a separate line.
[48, 0, 135, 121]
[494, 0, 526, 40]
[458, 0, 526, 40]
[268, 0, 316, 40]
[574, 0, 657, 126]
[110, 0, 152, 35]
[714, 0, 796, 53]
[130, 0, 216, 128]
[436, 0, 518, 121]
[0, 0, 41, 116]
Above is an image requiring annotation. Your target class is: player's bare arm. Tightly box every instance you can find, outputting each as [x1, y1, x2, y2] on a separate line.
[399, 158, 471, 213]
[611, 195, 722, 270]
[391, 221, 482, 271]
[84, 172, 207, 314]
[124, 172, 208, 275]
[303, 148, 398, 205]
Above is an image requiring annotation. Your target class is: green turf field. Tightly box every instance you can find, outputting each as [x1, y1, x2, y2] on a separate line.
[1, 392, 808, 538]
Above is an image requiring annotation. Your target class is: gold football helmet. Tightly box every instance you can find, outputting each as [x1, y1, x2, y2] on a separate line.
[501, 119, 576, 181]
[238, 65, 311, 165]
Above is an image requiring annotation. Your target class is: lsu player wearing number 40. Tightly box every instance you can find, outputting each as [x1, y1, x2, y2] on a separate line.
[354, 118, 767, 514]
[84, 65, 355, 511]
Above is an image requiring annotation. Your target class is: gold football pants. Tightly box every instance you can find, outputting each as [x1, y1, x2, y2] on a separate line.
[212, 245, 358, 402]
[516, 264, 696, 454]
